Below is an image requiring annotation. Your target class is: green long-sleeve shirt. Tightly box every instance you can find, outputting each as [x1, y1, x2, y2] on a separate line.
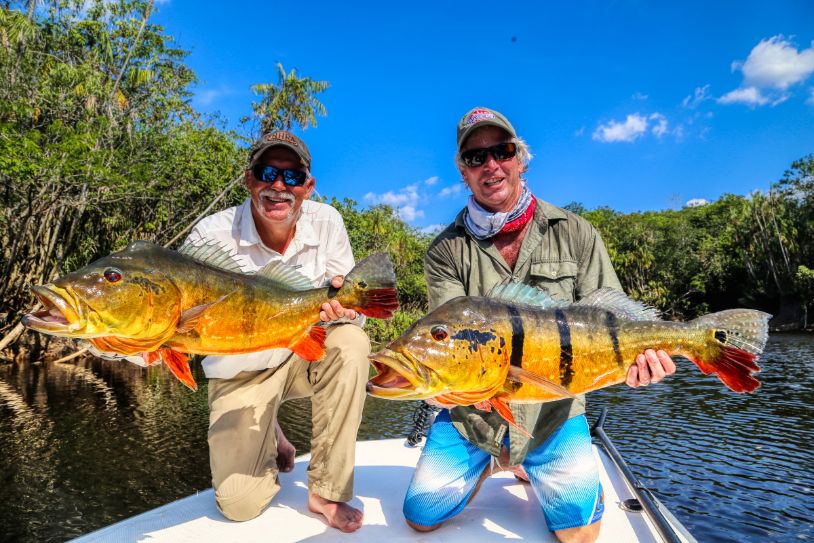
[424, 198, 622, 464]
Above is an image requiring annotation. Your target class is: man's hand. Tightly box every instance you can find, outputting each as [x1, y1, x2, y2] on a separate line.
[626, 349, 676, 387]
[319, 275, 358, 322]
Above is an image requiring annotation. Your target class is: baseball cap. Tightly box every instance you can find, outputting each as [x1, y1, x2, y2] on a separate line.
[248, 130, 312, 170]
[456, 107, 517, 150]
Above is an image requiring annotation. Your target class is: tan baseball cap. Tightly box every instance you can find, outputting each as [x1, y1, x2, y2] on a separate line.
[457, 107, 517, 150]
[248, 130, 312, 170]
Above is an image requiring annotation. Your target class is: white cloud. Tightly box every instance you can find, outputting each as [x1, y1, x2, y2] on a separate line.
[685, 198, 709, 208]
[650, 113, 668, 138]
[364, 184, 419, 208]
[398, 206, 424, 221]
[574, 126, 585, 137]
[632, 92, 649, 101]
[720, 36, 814, 107]
[718, 86, 771, 107]
[737, 35, 814, 90]
[194, 85, 235, 107]
[438, 183, 464, 198]
[424, 176, 439, 186]
[592, 113, 649, 143]
[420, 224, 446, 235]
[682, 85, 711, 108]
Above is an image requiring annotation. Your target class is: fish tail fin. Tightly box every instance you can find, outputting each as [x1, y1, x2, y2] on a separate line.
[290, 324, 326, 362]
[160, 348, 197, 391]
[340, 253, 399, 319]
[688, 309, 771, 393]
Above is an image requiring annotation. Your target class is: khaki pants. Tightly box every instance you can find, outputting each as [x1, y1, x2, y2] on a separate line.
[207, 324, 370, 521]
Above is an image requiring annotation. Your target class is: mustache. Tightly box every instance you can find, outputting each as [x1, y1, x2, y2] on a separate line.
[258, 188, 296, 204]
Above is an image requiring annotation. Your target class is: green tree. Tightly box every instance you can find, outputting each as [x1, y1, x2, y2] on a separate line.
[244, 63, 329, 135]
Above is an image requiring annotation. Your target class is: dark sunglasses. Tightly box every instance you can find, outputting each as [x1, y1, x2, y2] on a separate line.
[460, 142, 518, 168]
[251, 164, 309, 186]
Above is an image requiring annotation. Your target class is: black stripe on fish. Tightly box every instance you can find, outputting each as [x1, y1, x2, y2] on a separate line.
[555, 309, 575, 387]
[451, 329, 497, 354]
[605, 310, 624, 368]
[507, 305, 524, 368]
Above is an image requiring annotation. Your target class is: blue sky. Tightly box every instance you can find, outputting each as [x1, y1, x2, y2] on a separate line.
[151, 1, 814, 232]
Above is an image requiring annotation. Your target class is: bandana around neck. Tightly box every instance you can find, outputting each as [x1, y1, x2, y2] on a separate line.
[463, 184, 535, 240]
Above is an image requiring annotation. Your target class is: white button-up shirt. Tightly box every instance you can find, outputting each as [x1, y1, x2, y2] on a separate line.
[185, 198, 356, 379]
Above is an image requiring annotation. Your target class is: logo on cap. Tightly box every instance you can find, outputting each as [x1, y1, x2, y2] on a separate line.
[265, 131, 300, 145]
[463, 108, 496, 128]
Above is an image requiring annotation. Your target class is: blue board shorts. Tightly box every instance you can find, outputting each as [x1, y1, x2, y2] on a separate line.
[403, 410, 604, 532]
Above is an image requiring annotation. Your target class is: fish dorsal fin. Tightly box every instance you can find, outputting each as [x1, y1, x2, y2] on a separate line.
[487, 282, 567, 308]
[255, 260, 313, 291]
[177, 239, 245, 273]
[575, 287, 661, 321]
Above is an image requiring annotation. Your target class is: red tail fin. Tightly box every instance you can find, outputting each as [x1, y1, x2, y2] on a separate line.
[689, 346, 761, 393]
[342, 253, 399, 319]
[355, 288, 399, 319]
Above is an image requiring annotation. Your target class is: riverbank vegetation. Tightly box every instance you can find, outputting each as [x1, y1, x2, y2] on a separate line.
[1, 1, 811, 361]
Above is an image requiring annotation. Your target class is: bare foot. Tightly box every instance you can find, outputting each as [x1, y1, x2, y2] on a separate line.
[275, 424, 296, 473]
[308, 492, 363, 533]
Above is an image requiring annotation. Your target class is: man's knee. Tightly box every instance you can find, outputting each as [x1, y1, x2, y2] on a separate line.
[324, 324, 370, 372]
[214, 473, 279, 522]
[554, 520, 601, 543]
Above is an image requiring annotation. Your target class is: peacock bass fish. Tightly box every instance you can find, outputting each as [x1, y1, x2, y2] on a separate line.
[23, 241, 398, 390]
[367, 284, 769, 435]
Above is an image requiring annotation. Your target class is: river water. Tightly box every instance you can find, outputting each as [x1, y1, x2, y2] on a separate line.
[0, 334, 812, 542]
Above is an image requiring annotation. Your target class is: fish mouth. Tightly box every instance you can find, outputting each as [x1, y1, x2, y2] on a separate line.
[367, 349, 435, 400]
[22, 285, 84, 335]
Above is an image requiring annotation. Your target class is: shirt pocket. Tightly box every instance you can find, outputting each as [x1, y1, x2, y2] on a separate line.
[529, 260, 578, 302]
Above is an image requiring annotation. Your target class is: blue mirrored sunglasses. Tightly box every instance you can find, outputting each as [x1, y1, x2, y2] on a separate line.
[251, 164, 309, 186]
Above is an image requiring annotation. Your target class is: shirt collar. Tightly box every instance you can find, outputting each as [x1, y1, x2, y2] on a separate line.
[236, 198, 321, 252]
[454, 197, 567, 230]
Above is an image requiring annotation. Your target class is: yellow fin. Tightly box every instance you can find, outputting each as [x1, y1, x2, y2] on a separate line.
[507, 366, 577, 399]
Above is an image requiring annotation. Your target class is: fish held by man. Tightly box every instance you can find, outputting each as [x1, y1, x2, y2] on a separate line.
[23, 241, 399, 390]
[368, 284, 770, 433]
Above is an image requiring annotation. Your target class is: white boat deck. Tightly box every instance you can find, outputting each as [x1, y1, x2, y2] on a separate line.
[74, 438, 691, 542]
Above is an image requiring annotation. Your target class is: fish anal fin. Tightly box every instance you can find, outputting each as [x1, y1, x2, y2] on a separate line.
[507, 366, 577, 400]
[489, 396, 532, 439]
[160, 349, 197, 391]
[176, 293, 232, 334]
[290, 325, 326, 362]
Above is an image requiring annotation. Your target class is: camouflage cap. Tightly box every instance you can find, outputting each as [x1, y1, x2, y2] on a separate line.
[456, 107, 517, 150]
[248, 130, 312, 170]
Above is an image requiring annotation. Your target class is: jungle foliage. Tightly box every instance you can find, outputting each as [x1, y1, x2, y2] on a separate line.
[1, 1, 811, 361]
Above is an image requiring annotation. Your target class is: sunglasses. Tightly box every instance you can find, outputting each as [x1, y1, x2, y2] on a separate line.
[460, 142, 518, 168]
[251, 164, 309, 186]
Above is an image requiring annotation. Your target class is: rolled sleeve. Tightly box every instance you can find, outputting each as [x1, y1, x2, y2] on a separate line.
[576, 227, 622, 299]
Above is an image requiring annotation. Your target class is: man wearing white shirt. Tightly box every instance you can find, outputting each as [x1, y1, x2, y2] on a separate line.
[186, 130, 368, 532]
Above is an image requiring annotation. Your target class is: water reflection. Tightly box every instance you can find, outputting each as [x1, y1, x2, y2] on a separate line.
[0, 334, 812, 542]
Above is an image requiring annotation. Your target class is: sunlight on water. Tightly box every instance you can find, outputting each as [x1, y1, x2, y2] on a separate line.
[0, 334, 812, 542]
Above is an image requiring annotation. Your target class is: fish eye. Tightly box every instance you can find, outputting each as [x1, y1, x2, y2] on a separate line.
[430, 325, 448, 341]
[103, 268, 122, 283]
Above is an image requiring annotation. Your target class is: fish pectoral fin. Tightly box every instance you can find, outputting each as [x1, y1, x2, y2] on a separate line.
[159, 348, 197, 391]
[290, 325, 326, 362]
[489, 396, 532, 439]
[507, 366, 578, 400]
[176, 293, 232, 334]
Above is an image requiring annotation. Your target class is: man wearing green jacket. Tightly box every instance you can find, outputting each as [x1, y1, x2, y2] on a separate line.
[402, 107, 676, 543]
